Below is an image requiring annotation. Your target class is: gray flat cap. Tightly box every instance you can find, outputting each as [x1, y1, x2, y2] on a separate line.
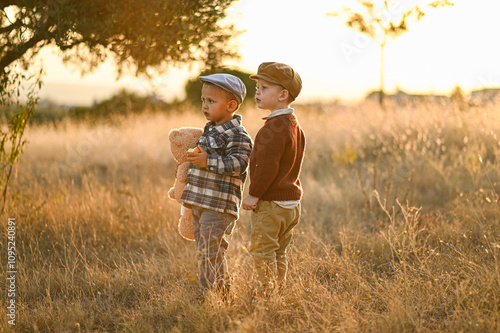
[199, 74, 246, 104]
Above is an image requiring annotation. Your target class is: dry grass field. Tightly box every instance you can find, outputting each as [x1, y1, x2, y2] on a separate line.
[1, 100, 500, 332]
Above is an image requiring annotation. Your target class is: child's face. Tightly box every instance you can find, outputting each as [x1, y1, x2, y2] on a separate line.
[201, 84, 236, 125]
[255, 79, 288, 111]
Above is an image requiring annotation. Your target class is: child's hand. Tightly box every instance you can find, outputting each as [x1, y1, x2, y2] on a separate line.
[242, 195, 259, 211]
[187, 145, 207, 168]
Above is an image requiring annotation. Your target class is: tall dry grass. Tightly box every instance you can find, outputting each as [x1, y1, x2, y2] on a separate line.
[1, 101, 499, 332]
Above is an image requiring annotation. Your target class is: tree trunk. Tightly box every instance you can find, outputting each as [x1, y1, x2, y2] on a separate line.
[379, 41, 386, 108]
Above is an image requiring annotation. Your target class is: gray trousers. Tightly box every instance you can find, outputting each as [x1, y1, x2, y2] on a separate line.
[191, 206, 236, 290]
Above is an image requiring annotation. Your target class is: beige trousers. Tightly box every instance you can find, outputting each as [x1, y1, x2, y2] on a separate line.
[250, 200, 301, 290]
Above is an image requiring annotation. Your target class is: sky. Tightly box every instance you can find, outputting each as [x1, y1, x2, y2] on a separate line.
[38, 0, 500, 106]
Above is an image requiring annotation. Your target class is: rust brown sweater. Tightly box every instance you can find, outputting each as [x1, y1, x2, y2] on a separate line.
[249, 112, 306, 201]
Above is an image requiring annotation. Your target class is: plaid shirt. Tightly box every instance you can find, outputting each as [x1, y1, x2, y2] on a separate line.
[180, 115, 253, 218]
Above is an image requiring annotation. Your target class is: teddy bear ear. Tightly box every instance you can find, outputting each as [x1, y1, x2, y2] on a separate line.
[168, 129, 179, 141]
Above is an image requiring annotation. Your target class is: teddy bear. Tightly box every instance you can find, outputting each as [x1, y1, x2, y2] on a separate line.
[168, 127, 204, 241]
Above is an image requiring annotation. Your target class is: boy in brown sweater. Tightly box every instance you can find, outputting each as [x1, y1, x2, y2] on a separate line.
[242, 62, 306, 294]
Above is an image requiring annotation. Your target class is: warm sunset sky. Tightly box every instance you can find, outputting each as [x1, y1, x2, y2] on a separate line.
[39, 0, 500, 106]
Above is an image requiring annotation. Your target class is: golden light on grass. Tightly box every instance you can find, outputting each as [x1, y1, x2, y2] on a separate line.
[1, 100, 500, 331]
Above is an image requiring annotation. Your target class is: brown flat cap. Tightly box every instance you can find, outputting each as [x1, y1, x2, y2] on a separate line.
[250, 62, 302, 100]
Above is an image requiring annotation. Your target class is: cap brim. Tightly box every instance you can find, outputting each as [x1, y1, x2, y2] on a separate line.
[199, 76, 225, 89]
[249, 74, 282, 86]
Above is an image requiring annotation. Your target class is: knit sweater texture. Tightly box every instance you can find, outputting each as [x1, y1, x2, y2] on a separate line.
[249, 112, 305, 201]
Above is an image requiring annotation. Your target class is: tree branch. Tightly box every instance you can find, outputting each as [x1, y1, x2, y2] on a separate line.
[0, 19, 23, 34]
[0, 27, 54, 72]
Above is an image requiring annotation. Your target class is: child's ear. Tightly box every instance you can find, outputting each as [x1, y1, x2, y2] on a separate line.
[279, 89, 289, 102]
[228, 100, 238, 112]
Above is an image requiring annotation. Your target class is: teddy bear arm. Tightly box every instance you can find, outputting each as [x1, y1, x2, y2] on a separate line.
[176, 162, 190, 183]
[174, 179, 185, 201]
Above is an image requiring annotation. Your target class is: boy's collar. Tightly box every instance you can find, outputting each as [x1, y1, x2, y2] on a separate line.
[206, 114, 242, 132]
[262, 108, 294, 120]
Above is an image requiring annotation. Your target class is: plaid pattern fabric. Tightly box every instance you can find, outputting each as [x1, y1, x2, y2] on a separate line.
[180, 115, 253, 218]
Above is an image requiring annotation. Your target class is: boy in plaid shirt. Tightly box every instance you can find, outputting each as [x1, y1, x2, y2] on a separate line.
[180, 74, 252, 299]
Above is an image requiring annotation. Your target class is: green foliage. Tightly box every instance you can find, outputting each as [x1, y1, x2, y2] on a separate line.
[0, 68, 39, 215]
[27, 102, 69, 125]
[67, 89, 169, 122]
[1, 90, 192, 125]
[184, 68, 256, 106]
[0, 0, 239, 78]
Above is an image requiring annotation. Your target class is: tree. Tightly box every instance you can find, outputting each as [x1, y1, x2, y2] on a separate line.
[451, 85, 467, 112]
[0, 0, 239, 215]
[334, 0, 453, 107]
[0, 0, 239, 79]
